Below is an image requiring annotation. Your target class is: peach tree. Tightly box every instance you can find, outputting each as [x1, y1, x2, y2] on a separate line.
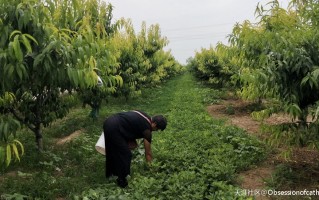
[229, 0, 319, 146]
[0, 0, 119, 168]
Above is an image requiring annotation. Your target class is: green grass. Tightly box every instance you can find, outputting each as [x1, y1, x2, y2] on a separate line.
[0, 72, 265, 199]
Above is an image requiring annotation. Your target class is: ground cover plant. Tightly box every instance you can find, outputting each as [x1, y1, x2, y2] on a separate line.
[0, 73, 265, 199]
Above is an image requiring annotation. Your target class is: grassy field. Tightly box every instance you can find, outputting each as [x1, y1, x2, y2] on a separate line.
[0, 72, 265, 199]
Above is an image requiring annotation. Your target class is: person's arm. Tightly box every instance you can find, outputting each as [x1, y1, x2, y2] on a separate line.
[143, 138, 152, 162]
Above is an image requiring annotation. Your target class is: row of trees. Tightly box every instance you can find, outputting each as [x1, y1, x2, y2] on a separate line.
[188, 0, 319, 147]
[0, 0, 182, 168]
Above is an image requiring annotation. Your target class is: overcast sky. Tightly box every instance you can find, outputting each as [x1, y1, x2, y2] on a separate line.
[106, 0, 289, 64]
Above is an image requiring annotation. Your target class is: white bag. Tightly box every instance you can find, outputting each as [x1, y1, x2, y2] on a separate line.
[95, 132, 106, 155]
[95, 131, 138, 155]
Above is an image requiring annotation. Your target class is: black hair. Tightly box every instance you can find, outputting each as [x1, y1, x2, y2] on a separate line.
[152, 115, 167, 131]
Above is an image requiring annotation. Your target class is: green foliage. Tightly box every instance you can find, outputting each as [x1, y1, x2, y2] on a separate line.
[0, 0, 183, 170]
[1, 193, 29, 200]
[188, 0, 319, 148]
[261, 120, 319, 149]
[0, 0, 113, 153]
[0, 0, 265, 198]
[0, 140, 24, 169]
[229, 1, 319, 120]
[265, 162, 319, 196]
[111, 20, 183, 100]
[110, 19, 150, 99]
[188, 43, 237, 88]
[0, 73, 264, 199]
[0, 100, 24, 169]
[75, 73, 264, 199]
[291, 0, 319, 27]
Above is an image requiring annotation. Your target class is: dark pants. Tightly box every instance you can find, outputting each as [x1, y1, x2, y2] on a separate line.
[103, 115, 132, 179]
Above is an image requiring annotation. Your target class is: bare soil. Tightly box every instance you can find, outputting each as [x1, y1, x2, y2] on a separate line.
[55, 129, 83, 145]
[207, 98, 319, 200]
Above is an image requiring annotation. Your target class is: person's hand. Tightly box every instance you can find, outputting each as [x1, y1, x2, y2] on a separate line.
[144, 139, 152, 162]
[145, 159, 162, 173]
[143, 160, 152, 171]
[145, 154, 152, 163]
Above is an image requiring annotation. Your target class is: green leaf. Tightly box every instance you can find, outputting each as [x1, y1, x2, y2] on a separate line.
[9, 30, 21, 40]
[13, 140, 24, 156]
[16, 64, 23, 79]
[34, 53, 44, 67]
[116, 75, 123, 86]
[3, 123, 8, 141]
[13, 35, 23, 62]
[89, 56, 96, 69]
[12, 144, 20, 162]
[21, 34, 32, 53]
[24, 34, 38, 45]
[6, 144, 11, 167]
[301, 74, 310, 87]
[6, 64, 14, 78]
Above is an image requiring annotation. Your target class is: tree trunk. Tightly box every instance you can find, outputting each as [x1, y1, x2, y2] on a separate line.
[35, 128, 43, 152]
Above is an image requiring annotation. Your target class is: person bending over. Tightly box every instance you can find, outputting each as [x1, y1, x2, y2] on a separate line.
[103, 110, 167, 188]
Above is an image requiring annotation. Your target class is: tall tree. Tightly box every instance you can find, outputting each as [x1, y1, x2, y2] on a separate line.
[0, 0, 117, 153]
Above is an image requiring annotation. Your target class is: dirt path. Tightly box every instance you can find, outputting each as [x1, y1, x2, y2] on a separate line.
[207, 98, 319, 200]
[55, 129, 83, 145]
[207, 99, 275, 200]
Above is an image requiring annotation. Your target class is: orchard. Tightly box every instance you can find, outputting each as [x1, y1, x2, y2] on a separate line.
[1, 0, 319, 199]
